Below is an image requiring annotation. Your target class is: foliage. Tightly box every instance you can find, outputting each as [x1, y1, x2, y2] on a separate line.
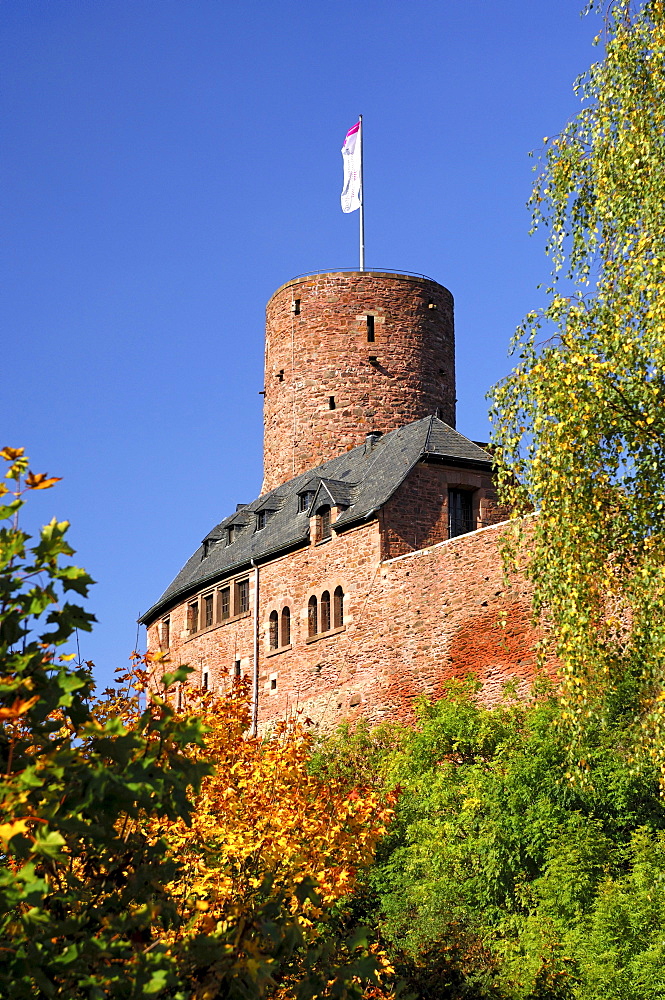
[489, 1, 665, 733]
[146, 682, 397, 1000]
[0, 450, 395, 999]
[316, 684, 665, 999]
[0, 447, 211, 998]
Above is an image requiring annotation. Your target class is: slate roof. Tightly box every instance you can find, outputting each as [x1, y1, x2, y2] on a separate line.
[140, 416, 492, 624]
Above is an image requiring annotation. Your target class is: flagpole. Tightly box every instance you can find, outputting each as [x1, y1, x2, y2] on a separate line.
[359, 114, 365, 271]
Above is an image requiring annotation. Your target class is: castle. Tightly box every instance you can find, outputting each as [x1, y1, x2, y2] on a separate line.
[141, 270, 538, 730]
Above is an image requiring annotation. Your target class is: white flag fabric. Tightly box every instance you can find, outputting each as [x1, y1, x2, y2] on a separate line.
[341, 120, 361, 213]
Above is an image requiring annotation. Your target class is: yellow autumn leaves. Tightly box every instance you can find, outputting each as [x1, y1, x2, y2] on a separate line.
[151, 682, 395, 943]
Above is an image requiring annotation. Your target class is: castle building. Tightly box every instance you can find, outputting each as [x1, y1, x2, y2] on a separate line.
[141, 271, 538, 729]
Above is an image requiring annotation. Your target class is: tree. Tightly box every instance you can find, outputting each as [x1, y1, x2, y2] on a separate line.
[0, 449, 394, 999]
[489, 1, 665, 741]
[315, 683, 665, 1000]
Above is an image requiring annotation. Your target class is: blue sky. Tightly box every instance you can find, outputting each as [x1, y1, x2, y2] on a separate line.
[3, 1, 599, 689]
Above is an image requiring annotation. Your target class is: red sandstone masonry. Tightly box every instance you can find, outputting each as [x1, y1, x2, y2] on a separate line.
[380, 461, 503, 560]
[261, 272, 455, 493]
[147, 518, 541, 732]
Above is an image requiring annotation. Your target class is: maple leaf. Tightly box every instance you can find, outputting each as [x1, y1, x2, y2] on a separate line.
[0, 446, 25, 461]
[25, 472, 62, 490]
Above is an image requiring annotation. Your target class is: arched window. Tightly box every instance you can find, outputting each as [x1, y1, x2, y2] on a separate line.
[333, 586, 344, 629]
[269, 610, 279, 649]
[281, 607, 291, 647]
[308, 595, 318, 637]
[320, 591, 331, 633]
[319, 505, 332, 541]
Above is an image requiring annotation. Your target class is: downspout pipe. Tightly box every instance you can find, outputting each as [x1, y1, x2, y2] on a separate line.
[250, 558, 260, 737]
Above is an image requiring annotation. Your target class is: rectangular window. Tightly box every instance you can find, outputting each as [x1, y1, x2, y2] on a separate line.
[292, 298, 301, 315]
[320, 506, 332, 541]
[161, 617, 170, 650]
[233, 659, 241, 678]
[202, 670, 209, 691]
[448, 489, 474, 538]
[366, 315, 375, 342]
[256, 510, 266, 531]
[204, 593, 213, 628]
[220, 587, 230, 620]
[188, 601, 199, 634]
[236, 578, 249, 614]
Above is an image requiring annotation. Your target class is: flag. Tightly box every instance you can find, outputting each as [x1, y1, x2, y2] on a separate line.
[341, 120, 361, 213]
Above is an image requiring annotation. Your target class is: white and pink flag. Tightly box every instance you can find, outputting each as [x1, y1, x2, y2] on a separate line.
[341, 120, 362, 213]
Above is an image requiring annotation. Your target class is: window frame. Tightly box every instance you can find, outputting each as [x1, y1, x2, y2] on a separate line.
[281, 606, 291, 647]
[320, 590, 331, 633]
[160, 616, 170, 651]
[448, 487, 475, 539]
[269, 610, 279, 650]
[203, 593, 214, 629]
[235, 578, 250, 615]
[333, 587, 344, 629]
[308, 595, 318, 637]
[319, 505, 332, 541]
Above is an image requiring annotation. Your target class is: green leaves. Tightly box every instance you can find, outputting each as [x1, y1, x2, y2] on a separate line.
[328, 689, 665, 1000]
[489, 0, 665, 745]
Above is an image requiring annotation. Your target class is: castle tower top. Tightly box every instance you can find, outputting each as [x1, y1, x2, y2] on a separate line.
[261, 270, 455, 493]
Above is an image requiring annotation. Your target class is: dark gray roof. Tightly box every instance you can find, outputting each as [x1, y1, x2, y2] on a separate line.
[140, 416, 491, 624]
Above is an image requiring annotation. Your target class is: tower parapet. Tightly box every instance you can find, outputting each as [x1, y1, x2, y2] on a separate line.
[262, 270, 455, 493]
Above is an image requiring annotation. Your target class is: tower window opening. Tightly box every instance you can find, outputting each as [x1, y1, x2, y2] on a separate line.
[281, 607, 291, 646]
[448, 489, 474, 538]
[188, 601, 199, 634]
[366, 315, 375, 342]
[333, 586, 344, 629]
[291, 298, 301, 315]
[328, 396, 336, 410]
[269, 610, 279, 650]
[321, 591, 331, 633]
[319, 505, 332, 541]
[270, 676, 277, 690]
[202, 669, 209, 691]
[308, 595, 318, 637]
[160, 616, 170, 651]
[233, 659, 241, 678]
[277, 369, 284, 382]
[204, 593, 214, 628]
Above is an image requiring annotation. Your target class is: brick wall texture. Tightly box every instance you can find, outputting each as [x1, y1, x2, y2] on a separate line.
[262, 272, 456, 493]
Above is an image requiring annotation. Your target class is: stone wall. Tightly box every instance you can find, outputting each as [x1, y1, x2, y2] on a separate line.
[379, 459, 504, 560]
[261, 272, 455, 492]
[147, 516, 541, 732]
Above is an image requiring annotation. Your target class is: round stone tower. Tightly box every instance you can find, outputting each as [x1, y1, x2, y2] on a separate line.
[261, 270, 455, 493]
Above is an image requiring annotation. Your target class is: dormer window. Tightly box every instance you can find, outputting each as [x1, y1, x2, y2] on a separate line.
[202, 538, 217, 557]
[298, 490, 316, 513]
[226, 524, 236, 546]
[256, 510, 267, 531]
[319, 505, 332, 541]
